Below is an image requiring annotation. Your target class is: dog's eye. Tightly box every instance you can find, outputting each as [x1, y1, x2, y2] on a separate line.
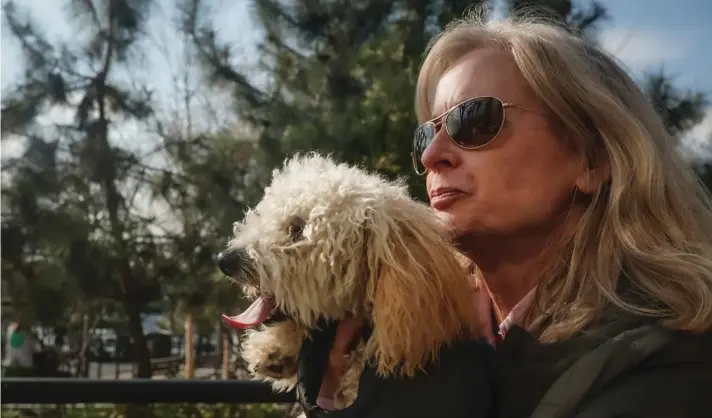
[288, 218, 305, 241]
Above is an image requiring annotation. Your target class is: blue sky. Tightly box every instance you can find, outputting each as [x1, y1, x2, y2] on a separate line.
[2, 0, 711, 156]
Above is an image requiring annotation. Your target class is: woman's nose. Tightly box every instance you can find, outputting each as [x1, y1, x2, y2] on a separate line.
[420, 129, 459, 173]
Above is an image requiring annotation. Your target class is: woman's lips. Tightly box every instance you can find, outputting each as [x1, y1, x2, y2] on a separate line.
[429, 188, 466, 210]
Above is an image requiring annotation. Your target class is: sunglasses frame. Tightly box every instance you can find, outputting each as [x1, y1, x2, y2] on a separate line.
[411, 96, 534, 176]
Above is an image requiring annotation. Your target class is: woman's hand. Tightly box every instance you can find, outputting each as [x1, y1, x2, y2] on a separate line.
[316, 314, 365, 408]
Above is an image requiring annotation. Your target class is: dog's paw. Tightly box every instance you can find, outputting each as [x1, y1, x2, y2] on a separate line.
[333, 340, 367, 409]
[241, 320, 308, 389]
[253, 349, 299, 378]
[245, 344, 300, 393]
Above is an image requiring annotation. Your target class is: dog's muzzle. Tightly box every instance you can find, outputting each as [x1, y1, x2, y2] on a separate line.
[217, 247, 248, 277]
[218, 246, 287, 330]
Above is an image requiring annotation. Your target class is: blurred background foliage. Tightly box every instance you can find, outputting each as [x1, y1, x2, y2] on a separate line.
[1, 1, 710, 415]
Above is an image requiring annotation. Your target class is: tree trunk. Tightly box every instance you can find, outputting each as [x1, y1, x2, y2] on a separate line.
[184, 313, 195, 378]
[78, 314, 90, 377]
[103, 154, 151, 378]
[98, 126, 152, 379]
[95, 52, 152, 378]
[123, 289, 152, 378]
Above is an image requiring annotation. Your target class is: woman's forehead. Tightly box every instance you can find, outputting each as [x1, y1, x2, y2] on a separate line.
[431, 48, 532, 116]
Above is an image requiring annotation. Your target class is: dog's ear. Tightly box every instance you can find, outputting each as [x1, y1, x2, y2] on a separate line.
[363, 200, 482, 378]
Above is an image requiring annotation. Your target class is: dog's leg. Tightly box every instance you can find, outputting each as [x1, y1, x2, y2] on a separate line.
[241, 320, 308, 392]
[333, 340, 367, 409]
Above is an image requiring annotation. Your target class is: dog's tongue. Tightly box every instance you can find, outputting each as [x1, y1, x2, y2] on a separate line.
[222, 297, 275, 329]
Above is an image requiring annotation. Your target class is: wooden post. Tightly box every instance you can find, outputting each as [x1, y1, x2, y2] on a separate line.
[221, 328, 230, 379]
[184, 313, 194, 379]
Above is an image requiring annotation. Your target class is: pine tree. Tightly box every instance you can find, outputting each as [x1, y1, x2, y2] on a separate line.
[1, 0, 159, 377]
[185, 0, 489, 201]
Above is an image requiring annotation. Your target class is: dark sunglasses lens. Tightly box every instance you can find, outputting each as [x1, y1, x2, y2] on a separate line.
[412, 123, 435, 173]
[446, 98, 504, 147]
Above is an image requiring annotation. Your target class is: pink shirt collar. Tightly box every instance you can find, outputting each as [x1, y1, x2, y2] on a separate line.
[476, 285, 537, 346]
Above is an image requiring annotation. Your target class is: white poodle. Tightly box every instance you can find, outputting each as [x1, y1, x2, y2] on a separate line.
[218, 153, 482, 409]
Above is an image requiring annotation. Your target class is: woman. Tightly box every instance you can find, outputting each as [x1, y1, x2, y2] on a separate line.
[307, 10, 712, 418]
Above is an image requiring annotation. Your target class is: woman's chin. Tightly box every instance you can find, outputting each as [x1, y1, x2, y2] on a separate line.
[435, 210, 468, 236]
[435, 208, 494, 245]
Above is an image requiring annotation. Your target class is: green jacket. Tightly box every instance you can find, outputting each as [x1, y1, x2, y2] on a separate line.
[496, 304, 712, 418]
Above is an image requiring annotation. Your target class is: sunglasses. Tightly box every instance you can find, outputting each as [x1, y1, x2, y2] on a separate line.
[411, 96, 536, 175]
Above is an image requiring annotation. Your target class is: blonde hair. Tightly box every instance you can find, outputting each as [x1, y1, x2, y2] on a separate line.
[416, 7, 712, 342]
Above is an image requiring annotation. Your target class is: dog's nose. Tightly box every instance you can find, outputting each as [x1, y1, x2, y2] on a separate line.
[217, 248, 246, 277]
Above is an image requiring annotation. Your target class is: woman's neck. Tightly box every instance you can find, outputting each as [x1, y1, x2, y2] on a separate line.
[457, 203, 585, 322]
[460, 234, 562, 323]
[477, 261, 541, 323]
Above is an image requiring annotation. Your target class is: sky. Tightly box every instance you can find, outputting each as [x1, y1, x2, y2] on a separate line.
[596, 0, 712, 156]
[1, 0, 711, 157]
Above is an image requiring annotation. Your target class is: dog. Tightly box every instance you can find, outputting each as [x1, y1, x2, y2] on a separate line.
[218, 153, 483, 409]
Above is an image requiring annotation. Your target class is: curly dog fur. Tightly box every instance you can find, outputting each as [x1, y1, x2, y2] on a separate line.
[220, 153, 482, 408]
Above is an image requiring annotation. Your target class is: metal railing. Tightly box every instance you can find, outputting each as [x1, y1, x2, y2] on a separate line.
[1, 378, 296, 405]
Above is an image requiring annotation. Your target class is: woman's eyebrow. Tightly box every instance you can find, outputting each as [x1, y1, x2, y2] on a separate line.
[430, 99, 459, 120]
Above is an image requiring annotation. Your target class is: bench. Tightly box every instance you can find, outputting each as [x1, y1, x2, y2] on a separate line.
[150, 356, 182, 376]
